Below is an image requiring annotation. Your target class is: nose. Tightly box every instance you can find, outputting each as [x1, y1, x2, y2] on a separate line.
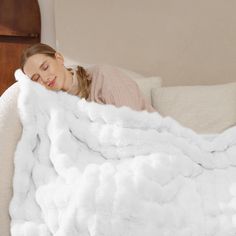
[40, 72, 50, 84]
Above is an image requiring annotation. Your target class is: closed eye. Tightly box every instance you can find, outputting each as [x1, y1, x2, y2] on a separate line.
[43, 64, 48, 71]
[31, 74, 40, 82]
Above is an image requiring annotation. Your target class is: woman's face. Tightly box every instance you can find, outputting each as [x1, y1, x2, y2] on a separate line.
[23, 53, 70, 91]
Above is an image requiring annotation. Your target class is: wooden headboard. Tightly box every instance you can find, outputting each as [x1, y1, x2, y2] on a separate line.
[55, 0, 236, 86]
[0, 0, 41, 95]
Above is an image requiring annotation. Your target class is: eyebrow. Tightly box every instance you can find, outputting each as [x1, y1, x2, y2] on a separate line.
[29, 60, 47, 79]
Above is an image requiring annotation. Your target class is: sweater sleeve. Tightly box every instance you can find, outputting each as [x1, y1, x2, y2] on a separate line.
[90, 64, 156, 112]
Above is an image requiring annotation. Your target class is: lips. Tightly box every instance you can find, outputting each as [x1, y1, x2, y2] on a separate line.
[48, 78, 56, 87]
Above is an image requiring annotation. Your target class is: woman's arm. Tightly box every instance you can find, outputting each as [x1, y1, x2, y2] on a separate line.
[89, 64, 156, 112]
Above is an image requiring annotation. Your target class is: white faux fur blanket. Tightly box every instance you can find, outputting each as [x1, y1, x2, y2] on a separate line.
[10, 70, 236, 236]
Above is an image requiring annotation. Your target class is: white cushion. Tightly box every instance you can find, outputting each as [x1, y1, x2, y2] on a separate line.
[0, 82, 22, 236]
[117, 67, 162, 103]
[133, 77, 162, 103]
[152, 82, 236, 134]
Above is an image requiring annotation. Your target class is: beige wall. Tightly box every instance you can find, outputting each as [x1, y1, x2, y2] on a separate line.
[38, 0, 56, 48]
[55, 0, 236, 86]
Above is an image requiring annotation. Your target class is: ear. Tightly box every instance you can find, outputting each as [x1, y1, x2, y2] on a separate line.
[55, 52, 64, 65]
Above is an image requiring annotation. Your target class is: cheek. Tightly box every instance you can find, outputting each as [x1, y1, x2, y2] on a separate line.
[55, 63, 65, 77]
[55, 66, 66, 88]
[56, 68, 64, 83]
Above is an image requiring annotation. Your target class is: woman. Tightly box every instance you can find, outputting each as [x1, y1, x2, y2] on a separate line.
[21, 43, 156, 112]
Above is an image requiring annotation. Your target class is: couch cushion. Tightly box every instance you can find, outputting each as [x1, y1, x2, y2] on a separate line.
[152, 82, 236, 134]
[0, 82, 22, 236]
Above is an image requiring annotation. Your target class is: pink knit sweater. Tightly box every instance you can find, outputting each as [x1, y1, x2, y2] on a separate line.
[86, 64, 156, 112]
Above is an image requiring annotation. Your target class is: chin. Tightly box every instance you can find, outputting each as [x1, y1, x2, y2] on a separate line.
[51, 86, 60, 91]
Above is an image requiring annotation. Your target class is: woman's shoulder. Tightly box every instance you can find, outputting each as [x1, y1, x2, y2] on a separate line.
[86, 64, 124, 82]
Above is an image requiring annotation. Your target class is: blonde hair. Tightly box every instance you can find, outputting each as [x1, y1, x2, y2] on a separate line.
[21, 43, 91, 99]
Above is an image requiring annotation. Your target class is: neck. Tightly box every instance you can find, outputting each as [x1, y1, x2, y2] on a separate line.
[62, 69, 73, 91]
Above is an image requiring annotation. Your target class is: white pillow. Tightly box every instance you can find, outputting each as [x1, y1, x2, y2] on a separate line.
[117, 67, 163, 103]
[117, 67, 162, 102]
[152, 82, 236, 134]
[133, 77, 162, 103]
